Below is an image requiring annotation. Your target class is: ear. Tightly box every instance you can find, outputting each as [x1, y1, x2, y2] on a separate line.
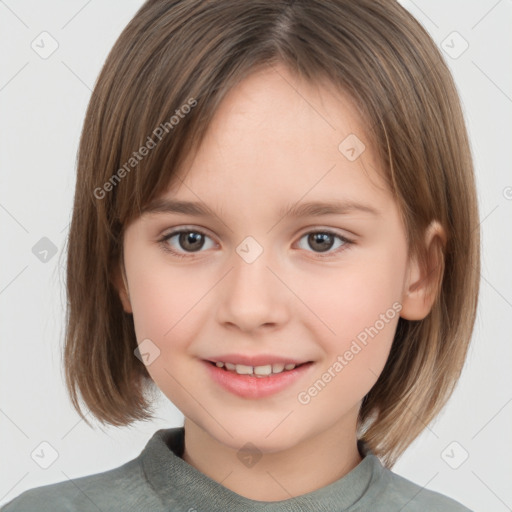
[112, 255, 133, 314]
[400, 220, 446, 321]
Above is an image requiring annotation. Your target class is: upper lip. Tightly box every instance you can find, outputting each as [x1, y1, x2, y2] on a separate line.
[205, 354, 312, 367]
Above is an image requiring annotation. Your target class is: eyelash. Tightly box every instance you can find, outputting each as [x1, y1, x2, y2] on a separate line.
[158, 227, 354, 260]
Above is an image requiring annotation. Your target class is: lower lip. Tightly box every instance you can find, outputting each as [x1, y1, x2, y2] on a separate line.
[203, 360, 314, 399]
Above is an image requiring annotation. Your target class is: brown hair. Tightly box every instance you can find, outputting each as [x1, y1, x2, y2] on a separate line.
[63, 0, 480, 468]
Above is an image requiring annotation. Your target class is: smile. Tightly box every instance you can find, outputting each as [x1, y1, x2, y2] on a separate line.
[203, 359, 315, 399]
[209, 361, 306, 377]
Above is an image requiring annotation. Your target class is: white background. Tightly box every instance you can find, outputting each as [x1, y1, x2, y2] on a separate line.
[1, 1, 511, 511]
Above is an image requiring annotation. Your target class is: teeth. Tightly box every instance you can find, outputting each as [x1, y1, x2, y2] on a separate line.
[254, 365, 272, 376]
[235, 364, 253, 375]
[213, 361, 300, 376]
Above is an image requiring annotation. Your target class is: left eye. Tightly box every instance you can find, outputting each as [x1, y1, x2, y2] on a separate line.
[159, 229, 353, 258]
[297, 231, 352, 256]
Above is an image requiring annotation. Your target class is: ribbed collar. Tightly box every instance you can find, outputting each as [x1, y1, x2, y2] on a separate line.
[141, 427, 385, 511]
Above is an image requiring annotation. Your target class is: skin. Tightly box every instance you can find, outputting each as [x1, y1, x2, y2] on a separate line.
[115, 63, 444, 501]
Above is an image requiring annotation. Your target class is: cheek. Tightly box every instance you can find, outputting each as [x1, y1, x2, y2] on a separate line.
[296, 246, 405, 365]
[127, 255, 206, 343]
[126, 261, 208, 410]
[294, 262, 403, 415]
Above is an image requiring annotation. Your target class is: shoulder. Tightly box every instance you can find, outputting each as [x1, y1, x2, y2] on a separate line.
[374, 462, 473, 511]
[0, 457, 158, 512]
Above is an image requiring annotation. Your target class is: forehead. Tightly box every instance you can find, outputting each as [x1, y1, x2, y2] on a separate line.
[155, 64, 390, 214]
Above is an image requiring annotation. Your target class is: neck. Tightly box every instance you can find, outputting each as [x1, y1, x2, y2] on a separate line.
[181, 418, 363, 501]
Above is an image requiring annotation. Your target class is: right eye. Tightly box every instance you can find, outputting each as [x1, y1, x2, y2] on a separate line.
[158, 228, 216, 258]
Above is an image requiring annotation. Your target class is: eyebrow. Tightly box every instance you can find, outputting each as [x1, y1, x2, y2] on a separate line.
[142, 198, 380, 218]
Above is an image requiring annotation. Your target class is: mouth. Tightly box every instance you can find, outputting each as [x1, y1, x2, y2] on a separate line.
[206, 360, 312, 378]
[203, 357, 315, 399]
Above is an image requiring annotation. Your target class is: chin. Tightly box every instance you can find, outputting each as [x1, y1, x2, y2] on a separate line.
[196, 414, 308, 454]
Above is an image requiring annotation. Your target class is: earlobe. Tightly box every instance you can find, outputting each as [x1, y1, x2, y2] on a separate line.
[400, 220, 446, 321]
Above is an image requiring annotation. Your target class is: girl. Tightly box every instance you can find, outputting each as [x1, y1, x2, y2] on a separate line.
[2, 0, 480, 510]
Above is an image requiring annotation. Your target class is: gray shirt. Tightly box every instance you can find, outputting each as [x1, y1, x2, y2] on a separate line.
[1, 427, 472, 511]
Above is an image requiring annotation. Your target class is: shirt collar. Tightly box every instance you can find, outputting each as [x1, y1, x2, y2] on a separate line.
[141, 427, 385, 511]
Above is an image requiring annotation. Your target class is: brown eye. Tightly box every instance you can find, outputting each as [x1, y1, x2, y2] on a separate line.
[307, 232, 335, 252]
[177, 231, 205, 252]
[297, 230, 352, 256]
[160, 228, 215, 257]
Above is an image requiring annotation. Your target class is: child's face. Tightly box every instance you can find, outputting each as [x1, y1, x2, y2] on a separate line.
[119, 64, 415, 453]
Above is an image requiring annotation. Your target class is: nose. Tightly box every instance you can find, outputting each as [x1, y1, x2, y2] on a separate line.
[216, 247, 290, 333]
